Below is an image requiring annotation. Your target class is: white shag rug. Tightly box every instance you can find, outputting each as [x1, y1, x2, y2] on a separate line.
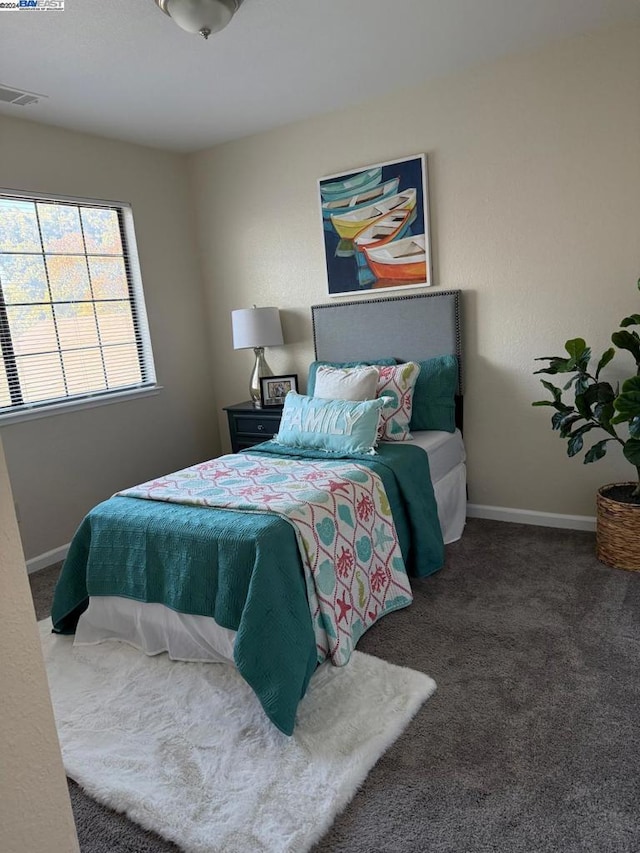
[39, 620, 435, 853]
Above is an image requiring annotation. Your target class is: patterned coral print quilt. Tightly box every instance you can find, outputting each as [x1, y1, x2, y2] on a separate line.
[118, 453, 413, 666]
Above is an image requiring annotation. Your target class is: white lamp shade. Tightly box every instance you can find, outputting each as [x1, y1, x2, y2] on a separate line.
[163, 0, 236, 35]
[231, 307, 284, 350]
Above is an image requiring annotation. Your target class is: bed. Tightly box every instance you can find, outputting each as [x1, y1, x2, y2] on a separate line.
[311, 290, 465, 544]
[51, 290, 466, 735]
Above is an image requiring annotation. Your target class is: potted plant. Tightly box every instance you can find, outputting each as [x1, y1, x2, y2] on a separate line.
[533, 279, 640, 571]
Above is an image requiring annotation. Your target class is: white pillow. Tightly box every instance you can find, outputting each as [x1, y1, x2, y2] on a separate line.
[313, 365, 379, 401]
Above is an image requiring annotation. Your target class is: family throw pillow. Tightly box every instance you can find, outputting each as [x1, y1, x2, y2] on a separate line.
[274, 392, 386, 455]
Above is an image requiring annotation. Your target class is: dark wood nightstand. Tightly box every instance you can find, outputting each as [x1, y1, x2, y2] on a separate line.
[223, 401, 283, 453]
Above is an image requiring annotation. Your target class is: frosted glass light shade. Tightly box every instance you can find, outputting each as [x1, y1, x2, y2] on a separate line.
[155, 0, 240, 38]
[231, 307, 283, 350]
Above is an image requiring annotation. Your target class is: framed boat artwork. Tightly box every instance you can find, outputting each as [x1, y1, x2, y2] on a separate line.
[318, 153, 432, 297]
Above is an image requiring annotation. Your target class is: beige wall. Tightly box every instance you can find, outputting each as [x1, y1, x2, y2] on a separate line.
[1, 25, 638, 552]
[190, 25, 640, 518]
[0, 115, 219, 560]
[0, 437, 79, 853]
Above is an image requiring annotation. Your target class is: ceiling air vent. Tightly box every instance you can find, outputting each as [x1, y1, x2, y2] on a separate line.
[0, 84, 47, 107]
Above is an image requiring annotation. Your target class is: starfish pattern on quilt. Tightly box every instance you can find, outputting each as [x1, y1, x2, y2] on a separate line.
[118, 453, 413, 665]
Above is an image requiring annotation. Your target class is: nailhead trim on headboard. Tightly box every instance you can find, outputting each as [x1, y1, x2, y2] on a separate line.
[311, 290, 463, 392]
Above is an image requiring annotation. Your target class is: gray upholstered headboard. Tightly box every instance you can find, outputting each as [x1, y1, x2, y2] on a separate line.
[312, 290, 463, 429]
[312, 290, 462, 387]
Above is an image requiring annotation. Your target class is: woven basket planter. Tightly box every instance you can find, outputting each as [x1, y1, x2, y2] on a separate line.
[596, 483, 640, 571]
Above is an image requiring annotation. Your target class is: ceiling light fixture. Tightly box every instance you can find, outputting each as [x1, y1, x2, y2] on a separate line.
[154, 0, 242, 40]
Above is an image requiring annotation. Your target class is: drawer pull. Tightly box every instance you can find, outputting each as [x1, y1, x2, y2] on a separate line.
[257, 424, 264, 431]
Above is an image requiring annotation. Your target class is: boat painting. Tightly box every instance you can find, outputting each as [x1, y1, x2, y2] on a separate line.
[363, 234, 427, 283]
[321, 177, 400, 227]
[319, 166, 382, 201]
[353, 207, 415, 252]
[352, 207, 416, 286]
[318, 154, 432, 296]
[330, 188, 417, 240]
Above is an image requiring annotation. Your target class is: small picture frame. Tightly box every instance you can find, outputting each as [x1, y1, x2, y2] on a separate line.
[260, 374, 298, 407]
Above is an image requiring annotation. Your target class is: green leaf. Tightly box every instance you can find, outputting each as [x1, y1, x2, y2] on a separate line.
[612, 375, 640, 422]
[570, 423, 596, 439]
[567, 423, 595, 457]
[575, 375, 590, 396]
[611, 412, 627, 425]
[565, 338, 587, 363]
[559, 413, 583, 437]
[551, 411, 564, 430]
[612, 330, 640, 365]
[593, 401, 614, 428]
[563, 374, 579, 390]
[574, 392, 591, 419]
[595, 347, 615, 378]
[621, 375, 640, 395]
[620, 314, 640, 328]
[576, 348, 591, 372]
[565, 340, 590, 372]
[540, 380, 562, 402]
[584, 440, 609, 463]
[623, 438, 640, 467]
[534, 356, 575, 375]
[567, 434, 584, 457]
[583, 381, 615, 407]
[533, 388, 571, 412]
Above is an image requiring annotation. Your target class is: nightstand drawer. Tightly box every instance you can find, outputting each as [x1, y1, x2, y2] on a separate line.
[235, 415, 280, 436]
[223, 401, 284, 453]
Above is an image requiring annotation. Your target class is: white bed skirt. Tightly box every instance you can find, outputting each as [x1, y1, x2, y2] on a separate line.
[75, 596, 236, 664]
[433, 461, 467, 545]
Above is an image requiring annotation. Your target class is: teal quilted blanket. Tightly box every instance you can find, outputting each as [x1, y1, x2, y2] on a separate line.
[117, 453, 413, 667]
[51, 442, 443, 734]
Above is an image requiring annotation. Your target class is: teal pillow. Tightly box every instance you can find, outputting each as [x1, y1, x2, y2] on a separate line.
[410, 355, 458, 432]
[274, 392, 386, 455]
[306, 359, 396, 396]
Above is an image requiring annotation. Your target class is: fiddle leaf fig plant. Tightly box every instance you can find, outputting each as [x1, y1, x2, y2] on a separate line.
[533, 279, 640, 497]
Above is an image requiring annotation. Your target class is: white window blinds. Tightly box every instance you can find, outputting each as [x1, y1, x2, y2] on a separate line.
[0, 190, 156, 418]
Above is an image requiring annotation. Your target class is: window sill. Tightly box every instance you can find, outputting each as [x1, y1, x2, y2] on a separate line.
[0, 385, 163, 427]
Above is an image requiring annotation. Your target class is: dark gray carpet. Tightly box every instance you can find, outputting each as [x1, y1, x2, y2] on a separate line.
[30, 518, 640, 853]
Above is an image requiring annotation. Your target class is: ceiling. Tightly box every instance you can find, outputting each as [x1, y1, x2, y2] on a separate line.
[1, 0, 639, 153]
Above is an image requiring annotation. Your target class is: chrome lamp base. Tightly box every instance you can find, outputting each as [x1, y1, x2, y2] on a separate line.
[249, 347, 273, 408]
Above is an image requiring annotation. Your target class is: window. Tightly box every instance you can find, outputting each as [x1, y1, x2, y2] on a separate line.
[0, 190, 156, 421]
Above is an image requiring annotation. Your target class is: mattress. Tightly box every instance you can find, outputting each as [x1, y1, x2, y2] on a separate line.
[75, 434, 467, 660]
[406, 428, 465, 483]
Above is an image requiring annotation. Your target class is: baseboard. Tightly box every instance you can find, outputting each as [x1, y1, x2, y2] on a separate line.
[466, 504, 596, 532]
[26, 543, 70, 574]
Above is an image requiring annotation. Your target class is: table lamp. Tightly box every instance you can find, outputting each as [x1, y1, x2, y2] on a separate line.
[231, 306, 284, 407]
